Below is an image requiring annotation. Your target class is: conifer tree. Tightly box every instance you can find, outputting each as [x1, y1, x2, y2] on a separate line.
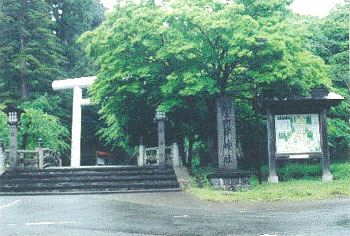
[46, 0, 106, 77]
[305, 4, 349, 158]
[0, 0, 66, 103]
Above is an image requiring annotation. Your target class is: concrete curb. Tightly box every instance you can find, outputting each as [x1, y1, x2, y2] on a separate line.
[173, 166, 193, 190]
[0, 188, 181, 196]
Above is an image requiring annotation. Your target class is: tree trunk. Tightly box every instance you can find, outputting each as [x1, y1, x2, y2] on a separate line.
[187, 137, 194, 169]
[20, 36, 28, 99]
[254, 84, 263, 184]
[176, 136, 186, 166]
[21, 79, 27, 99]
[204, 134, 216, 166]
[205, 97, 218, 166]
[21, 134, 28, 150]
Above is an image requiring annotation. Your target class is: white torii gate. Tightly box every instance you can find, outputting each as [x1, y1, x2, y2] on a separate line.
[52, 76, 97, 167]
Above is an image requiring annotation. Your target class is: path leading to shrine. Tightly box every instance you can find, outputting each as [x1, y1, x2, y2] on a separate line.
[1, 192, 349, 236]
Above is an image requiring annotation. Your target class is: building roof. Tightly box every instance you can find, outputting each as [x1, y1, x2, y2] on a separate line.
[257, 88, 344, 114]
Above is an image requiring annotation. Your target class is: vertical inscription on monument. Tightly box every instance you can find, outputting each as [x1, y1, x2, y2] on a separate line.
[216, 98, 237, 171]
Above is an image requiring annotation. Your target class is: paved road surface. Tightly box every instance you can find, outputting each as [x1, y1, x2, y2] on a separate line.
[1, 192, 349, 236]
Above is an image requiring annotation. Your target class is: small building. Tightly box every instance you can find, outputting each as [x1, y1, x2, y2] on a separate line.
[95, 151, 115, 166]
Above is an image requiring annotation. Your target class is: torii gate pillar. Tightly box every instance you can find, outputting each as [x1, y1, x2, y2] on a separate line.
[52, 76, 96, 167]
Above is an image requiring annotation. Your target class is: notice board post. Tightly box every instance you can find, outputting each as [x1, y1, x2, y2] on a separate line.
[258, 88, 344, 183]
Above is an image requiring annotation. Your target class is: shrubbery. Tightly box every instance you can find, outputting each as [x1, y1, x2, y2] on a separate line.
[191, 161, 349, 188]
[261, 161, 349, 181]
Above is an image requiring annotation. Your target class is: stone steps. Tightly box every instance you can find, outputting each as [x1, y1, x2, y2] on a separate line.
[1, 175, 177, 184]
[2, 169, 175, 178]
[0, 180, 180, 192]
[0, 166, 180, 195]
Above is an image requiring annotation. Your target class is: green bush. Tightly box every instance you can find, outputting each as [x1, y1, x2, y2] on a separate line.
[189, 161, 349, 190]
[190, 166, 216, 188]
[261, 161, 349, 181]
[188, 161, 349, 202]
[19, 108, 69, 152]
[0, 98, 70, 152]
[0, 109, 9, 147]
[331, 162, 350, 180]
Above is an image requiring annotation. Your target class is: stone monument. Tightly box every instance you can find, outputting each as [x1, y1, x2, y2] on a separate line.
[208, 97, 250, 191]
[154, 110, 167, 170]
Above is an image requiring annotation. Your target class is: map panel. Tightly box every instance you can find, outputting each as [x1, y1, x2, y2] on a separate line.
[275, 114, 321, 154]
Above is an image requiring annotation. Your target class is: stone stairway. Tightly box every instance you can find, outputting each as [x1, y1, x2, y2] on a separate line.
[0, 166, 180, 195]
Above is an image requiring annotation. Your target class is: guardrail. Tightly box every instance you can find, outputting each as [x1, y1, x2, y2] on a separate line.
[0, 138, 62, 173]
[138, 142, 180, 167]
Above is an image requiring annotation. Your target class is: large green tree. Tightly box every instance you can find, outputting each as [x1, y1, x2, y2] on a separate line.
[80, 0, 330, 166]
[47, 0, 105, 78]
[44, 0, 107, 165]
[0, 98, 70, 152]
[0, 0, 106, 162]
[0, 0, 66, 102]
[305, 4, 349, 158]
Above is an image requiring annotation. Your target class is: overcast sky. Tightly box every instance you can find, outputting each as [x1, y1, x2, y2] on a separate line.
[100, 0, 344, 17]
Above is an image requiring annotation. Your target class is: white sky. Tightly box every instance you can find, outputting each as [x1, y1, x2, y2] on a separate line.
[290, 0, 344, 17]
[100, 0, 344, 17]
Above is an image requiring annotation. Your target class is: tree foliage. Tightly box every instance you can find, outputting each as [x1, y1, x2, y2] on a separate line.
[0, 97, 69, 152]
[47, 0, 106, 78]
[305, 4, 349, 155]
[0, 0, 105, 160]
[80, 0, 330, 165]
[320, 4, 349, 153]
[0, 0, 66, 102]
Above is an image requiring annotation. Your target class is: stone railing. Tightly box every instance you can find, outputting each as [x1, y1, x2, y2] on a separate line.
[0, 138, 62, 173]
[138, 142, 180, 167]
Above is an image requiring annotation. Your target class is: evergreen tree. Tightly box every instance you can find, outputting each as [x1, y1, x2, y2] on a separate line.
[45, 0, 106, 164]
[0, 0, 66, 103]
[305, 4, 349, 158]
[321, 4, 349, 157]
[46, 0, 106, 77]
[0, 0, 105, 160]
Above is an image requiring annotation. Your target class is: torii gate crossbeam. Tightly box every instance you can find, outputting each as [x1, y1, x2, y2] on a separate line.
[52, 76, 97, 167]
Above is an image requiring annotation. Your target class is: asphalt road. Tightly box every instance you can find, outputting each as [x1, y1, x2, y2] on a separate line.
[1, 192, 350, 236]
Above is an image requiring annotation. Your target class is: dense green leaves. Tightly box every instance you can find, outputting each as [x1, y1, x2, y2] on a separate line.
[322, 5, 349, 153]
[47, 0, 106, 78]
[80, 0, 331, 162]
[19, 108, 70, 152]
[0, 0, 66, 102]
[0, 0, 105, 160]
[305, 4, 349, 155]
[0, 98, 69, 152]
[2, 0, 344, 167]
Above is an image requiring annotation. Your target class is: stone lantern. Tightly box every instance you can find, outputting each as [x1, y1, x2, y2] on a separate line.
[154, 109, 167, 169]
[2, 104, 25, 169]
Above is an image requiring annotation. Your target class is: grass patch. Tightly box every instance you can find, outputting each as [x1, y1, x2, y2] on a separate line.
[331, 162, 350, 180]
[188, 162, 350, 202]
